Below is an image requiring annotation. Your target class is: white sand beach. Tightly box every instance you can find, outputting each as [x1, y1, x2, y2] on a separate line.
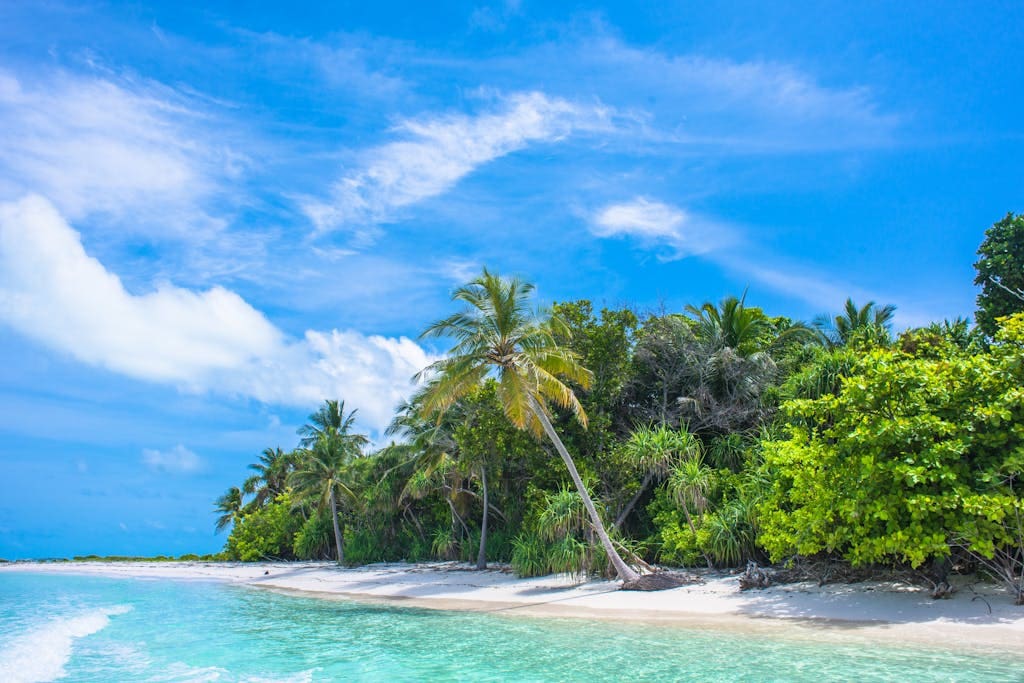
[4, 561, 1022, 652]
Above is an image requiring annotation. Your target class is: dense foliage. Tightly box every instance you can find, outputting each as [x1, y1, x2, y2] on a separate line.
[214, 216, 1024, 601]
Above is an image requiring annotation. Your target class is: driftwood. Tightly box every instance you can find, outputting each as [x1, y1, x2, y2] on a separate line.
[622, 571, 698, 591]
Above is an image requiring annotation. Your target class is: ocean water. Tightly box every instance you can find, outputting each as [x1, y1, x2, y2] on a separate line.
[0, 572, 1021, 682]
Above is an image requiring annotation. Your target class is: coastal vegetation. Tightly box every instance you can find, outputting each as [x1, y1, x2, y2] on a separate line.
[216, 214, 1024, 602]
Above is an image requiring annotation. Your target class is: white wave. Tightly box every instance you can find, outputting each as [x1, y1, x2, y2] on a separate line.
[146, 663, 317, 683]
[146, 661, 228, 682]
[244, 670, 317, 683]
[0, 605, 132, 683]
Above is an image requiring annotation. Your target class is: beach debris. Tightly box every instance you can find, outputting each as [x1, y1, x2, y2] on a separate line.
[930, 580, 955, 599]
[738, 561, 773, 590]
[621, 571, 698, 591]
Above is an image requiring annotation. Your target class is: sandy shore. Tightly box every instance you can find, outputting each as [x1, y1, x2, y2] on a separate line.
[5, 561, 1022, 651]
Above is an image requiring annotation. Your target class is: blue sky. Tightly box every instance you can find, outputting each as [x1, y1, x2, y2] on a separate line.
[0, 1, 1021, 558]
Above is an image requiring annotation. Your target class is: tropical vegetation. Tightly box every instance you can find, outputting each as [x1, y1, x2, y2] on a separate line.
[214, 214, 1024, 602]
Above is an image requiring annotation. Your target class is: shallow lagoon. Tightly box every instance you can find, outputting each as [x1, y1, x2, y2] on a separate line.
[1, 572, 1020, 682]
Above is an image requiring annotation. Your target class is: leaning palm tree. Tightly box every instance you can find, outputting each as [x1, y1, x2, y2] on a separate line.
[214, 486, 244, 533]
[416, 269, 642, 583]
[289, 400, 369, 565]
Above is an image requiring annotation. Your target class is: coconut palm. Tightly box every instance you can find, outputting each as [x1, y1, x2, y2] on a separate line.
[243, 447, 293, 510]
[416, 269, 641, 583]
[814, 298, 896, 347]
[289, 400, 368, 565]
[684, 292, 775, 356]
[387, 391, 478, 563]
[214, 486, 244, 533]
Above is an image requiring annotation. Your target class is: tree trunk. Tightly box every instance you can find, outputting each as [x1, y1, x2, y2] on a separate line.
[329, 486, 344, 566]
[531, 399, 641, 583]
[614, 471, 654, 529]
[476, 465, 489, 570]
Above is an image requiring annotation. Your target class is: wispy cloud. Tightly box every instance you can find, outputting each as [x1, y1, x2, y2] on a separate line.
[303, 91, 612, 241]
[0, 196, 434, 432]
[0, 69, 238, 234]
[588, 196, 941, 327]
[142, 445, 203, 474]
[590, 197, 736, 260]
[482, 34, 900, 152]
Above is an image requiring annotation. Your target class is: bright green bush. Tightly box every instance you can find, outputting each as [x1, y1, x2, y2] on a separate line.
[226, 492, 302, 561]
[759, 315, 1024, 568]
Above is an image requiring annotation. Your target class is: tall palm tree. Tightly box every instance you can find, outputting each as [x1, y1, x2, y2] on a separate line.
[290, 400, 368, 565]
[814, 298, 896, 347]
[214, 486, 244, 533]
[416, 269, 641, 583]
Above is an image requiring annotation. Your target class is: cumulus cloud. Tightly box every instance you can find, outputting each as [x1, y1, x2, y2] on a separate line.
[0, 196, 434, 432]
[304, 91, 611, 239]
[142, 445, 203, 474]
[0, 68, 235, 232]
[590, 197, 735, 259]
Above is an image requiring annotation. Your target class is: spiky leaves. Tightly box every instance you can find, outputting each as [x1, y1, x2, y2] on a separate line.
[417, 269, 592, 436]
[417, 269, 641, 583]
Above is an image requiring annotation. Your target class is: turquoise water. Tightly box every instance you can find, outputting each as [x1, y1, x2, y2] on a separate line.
[0, 572, 1021, 682]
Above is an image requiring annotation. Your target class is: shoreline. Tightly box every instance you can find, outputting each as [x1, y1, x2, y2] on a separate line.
[5, 561, 1023, 652]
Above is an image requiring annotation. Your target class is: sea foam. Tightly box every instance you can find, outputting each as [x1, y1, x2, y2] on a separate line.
[0, 604, 131, 683]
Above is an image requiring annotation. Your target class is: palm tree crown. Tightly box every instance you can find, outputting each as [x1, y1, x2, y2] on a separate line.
[214, 486, 243, 533]
[814, 298, 896, 347]
[684, 292, 774, 355]
[243, 447, 293, 509]
[417, 269, 592, 434]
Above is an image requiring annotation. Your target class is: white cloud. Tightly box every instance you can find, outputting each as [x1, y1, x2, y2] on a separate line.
[0, 68, 236, 233]
[142, 445, 203, 474]
[304, 91, 611, 239]
[0, 196, 435, 432]
[0, 195, 282, 383]
[590, 197, 735, 259]
[588, 197, 941, 327]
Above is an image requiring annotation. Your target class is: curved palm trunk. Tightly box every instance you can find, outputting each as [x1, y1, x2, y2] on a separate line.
[476, 465, 488, 570]
[329, 487, 344, 565]
[532, 401, 640, 583]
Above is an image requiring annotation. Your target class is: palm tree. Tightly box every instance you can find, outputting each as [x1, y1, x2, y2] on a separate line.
[243, 447, 293, 510]
[389, 385, 498, 570]
[416, 269, 641, 583]
[289, 400, 369, 565]
[684, 292, 775, 356]
[814, 298, 896, 347]
[214, 486, 244, 533]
